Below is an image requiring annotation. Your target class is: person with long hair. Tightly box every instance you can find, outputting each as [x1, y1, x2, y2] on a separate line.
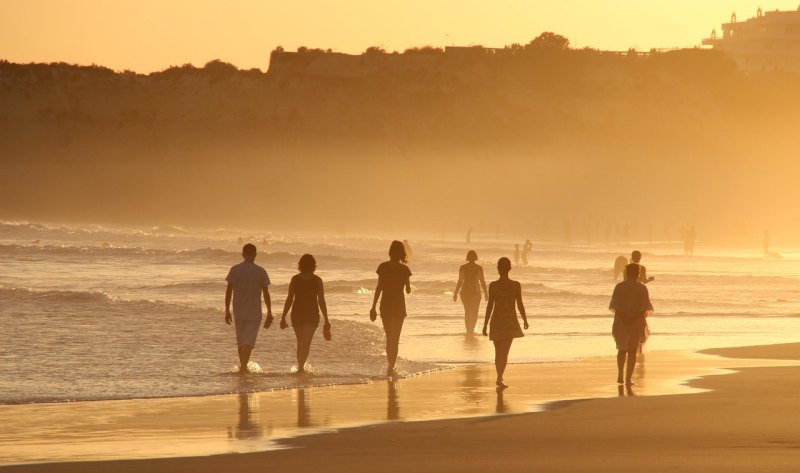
[482, 257, 528, 388]
[370, 240, 412, 378]
[280, 254, 329, 374]
[453, 250, 488, 335]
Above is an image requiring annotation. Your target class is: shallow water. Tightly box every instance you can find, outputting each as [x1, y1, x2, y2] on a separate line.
[1, 220, 799, 404]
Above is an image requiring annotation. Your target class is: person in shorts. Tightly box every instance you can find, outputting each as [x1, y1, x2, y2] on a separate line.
[225, 243, 272, 374]
[609, 264, 653, 386]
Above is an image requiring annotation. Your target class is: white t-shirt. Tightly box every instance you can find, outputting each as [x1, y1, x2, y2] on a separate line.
[226, 261, 270, 320]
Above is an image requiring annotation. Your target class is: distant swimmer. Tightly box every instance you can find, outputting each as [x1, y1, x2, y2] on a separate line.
[370, 241, 412, 379]
[609, 264, 653, 386]
[279, 254, 330, 374]
[225, 243, 273, 374]
[613, 255, 628, 281]
[628, 250, 654, 284]
[513, 243, 520, 265]
[453, 250, 488, 335]
[482, 257, 529, 389]
[522, 239, 532, 266]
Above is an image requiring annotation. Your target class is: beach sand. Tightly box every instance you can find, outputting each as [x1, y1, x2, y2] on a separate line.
[3, 343, 800, 472]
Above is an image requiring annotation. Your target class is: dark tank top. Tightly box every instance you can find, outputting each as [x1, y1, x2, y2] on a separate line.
[291, 275, 320, 320]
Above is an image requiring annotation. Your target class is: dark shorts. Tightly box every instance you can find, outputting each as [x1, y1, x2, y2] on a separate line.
[613, 317, 645, 352]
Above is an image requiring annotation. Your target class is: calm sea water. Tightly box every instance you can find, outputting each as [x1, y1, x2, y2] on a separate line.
[1, 221, 799, 404]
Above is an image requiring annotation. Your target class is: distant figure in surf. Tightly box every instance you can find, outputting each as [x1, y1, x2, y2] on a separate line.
[482, 257, 529, 389]
[453, 250, 488, 335]
[522, 239, 532, 265]
[763, 230, 770, 259]
[628, 250, 654, 284]
[225, 243, 273, 374]
[370, 240, 412, 378]
[609, 264, 653, 386]
[513, 243, 520, 265]
[279, 254, 329, 374]
[613, 255, 628, 281]
[466, 227, 473, 244]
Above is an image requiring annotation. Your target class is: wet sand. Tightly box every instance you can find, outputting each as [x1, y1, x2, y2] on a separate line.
[2, 343, 800, 472]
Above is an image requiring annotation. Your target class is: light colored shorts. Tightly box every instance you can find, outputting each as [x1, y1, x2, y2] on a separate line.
[235, 318, 262, 347]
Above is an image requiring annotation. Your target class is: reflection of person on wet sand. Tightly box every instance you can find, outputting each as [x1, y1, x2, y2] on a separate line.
[453, 250, 488, 335]
[225, 244, 273, 374]
[280, 254, 329, 374]
[482, 257, 529, 389]
[296, 389, 312, 428]
[387, 381, 400, 420]
[609, 264, 653, 386]
[370, 241, 412, 378]
[234, 393, 264, 439]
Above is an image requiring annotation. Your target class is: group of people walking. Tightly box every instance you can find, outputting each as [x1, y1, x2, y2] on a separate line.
[224, 241, 653, 389]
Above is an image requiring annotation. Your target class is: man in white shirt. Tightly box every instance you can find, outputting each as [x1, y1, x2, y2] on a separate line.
[225, 243, 273, 373]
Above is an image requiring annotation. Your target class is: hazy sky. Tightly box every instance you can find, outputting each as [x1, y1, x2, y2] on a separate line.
[1, 0, 797, 72]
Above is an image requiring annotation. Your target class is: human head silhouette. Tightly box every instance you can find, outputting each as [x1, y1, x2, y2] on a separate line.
[466, 250, 478, 262]
[298, 254, 316, 273]
[389, 240, 408, 263]
[497, 257, 511, 276]
[242, 244, 257, 262]
[625, 263, 640, 281]
[631, 250, 642, 263]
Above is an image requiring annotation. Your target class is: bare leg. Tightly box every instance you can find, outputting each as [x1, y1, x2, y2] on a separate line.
[297, 324, 317, 371]
[625, 350, 638, 386]
[381, 316, 405, 375]
[462, 296, 479, 334]
[616, 350, 626, 384]
[238, 345, 253, 373]
[493, 338, 513, 387]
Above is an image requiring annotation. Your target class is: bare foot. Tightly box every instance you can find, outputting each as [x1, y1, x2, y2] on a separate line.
[496, 380, 508, 389]
[617, 377, 624, 385]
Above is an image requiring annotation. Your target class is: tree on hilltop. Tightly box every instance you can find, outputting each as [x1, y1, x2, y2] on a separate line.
[528, 32, 570, 50]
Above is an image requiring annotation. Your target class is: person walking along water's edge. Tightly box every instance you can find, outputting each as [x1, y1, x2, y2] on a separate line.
[482, 257, 528, 389]
[370, 240, 412, 379]
[225, 243, 273, 374]
[609, 263, 653, 386]
[453, 250, 488, 335]
[279, 254, 329, 374]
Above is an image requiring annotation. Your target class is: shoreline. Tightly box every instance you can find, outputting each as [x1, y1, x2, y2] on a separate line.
[3, 344, 800, 468]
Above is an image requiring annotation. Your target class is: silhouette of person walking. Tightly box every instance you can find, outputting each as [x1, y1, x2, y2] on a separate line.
[522, 239, 532, 266]
[279, 254, 329, 374]
[513, 243, 520, 265]
[628, 250, 654, 284]
[453, 250, 488, 335]
[225, 243, 273, 374]
[609, 264, 653, 386]
[613, 255, 628, 281]
[482, 257, 528, 388]
[370, 241, 412, 378]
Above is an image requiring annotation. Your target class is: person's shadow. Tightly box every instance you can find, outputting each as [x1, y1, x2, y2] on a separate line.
[387, 380, 400, 420]
[232, 393, 264, 440]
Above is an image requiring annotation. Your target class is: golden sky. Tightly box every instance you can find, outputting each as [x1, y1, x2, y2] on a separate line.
[1, 0, 797, 72]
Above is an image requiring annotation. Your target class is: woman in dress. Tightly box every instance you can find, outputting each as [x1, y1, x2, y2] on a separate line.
[453, 250, 488, 335]
[370, 240, 412, 378]
[609, 263, 653, 386]
[482, 257, 529, 388]
[280, 254, 329, 374]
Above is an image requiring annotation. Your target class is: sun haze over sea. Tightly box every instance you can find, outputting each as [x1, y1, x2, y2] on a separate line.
[1, 0, 798, 72]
